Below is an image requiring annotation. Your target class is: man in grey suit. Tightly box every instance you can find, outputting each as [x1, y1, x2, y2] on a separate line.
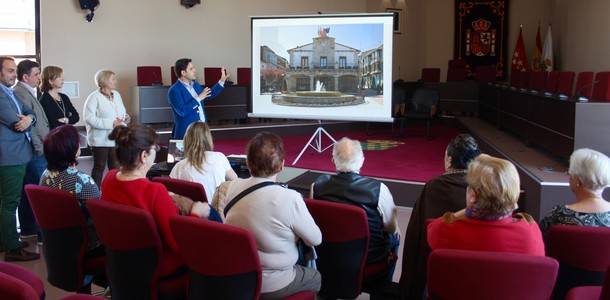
[14, 59, 49, 243]
[0, 56, 40, 261]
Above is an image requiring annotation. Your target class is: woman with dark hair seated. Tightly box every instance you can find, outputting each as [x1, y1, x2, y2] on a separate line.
[427, 154, 545, 255]
[100, 124, 207, 276]
[399, 133, 480, 300]
[40, 125, 101, 251]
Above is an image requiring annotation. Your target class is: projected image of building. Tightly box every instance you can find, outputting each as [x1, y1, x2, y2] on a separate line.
[284, 28, 361, 93]
[260, 46, 288, 93]
[359, 45, 383, 91]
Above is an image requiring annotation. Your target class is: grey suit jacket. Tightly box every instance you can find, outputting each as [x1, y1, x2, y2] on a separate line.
[0, 86, 35, 166]
[14, 82, 49, 156]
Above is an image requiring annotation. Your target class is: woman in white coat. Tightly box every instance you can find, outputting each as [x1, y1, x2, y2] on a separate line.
[83, 70, 129, 185]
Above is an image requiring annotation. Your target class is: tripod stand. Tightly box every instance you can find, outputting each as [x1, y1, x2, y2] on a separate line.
[292, 120, 337, 165]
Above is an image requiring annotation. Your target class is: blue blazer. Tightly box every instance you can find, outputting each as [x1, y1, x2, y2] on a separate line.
[0, 87, 35, 166]
[167, 80, 224, 139]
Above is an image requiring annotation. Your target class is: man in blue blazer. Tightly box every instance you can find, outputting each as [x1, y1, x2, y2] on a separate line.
[0, 56, 39, 261]
[168, 58, 229, 139]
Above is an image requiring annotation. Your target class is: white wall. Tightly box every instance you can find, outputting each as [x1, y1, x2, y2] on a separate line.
[550, 0, 610, 72]
[41, 0, 367, 125]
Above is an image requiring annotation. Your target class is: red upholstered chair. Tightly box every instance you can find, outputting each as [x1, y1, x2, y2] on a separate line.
[204, 67, 222, 87]
[427, 249, 559, 300]
[237, 67, 252, 86]
[137, 66, 163, 86]
[24, 184, 105, 293]
[548, 225, 610, 300]
[421, 68, 441, 83]
[565, 266, 610, 300]
[87, 200, 187, 300]
[152, 176, 208, 203]
[529, 71, 547, 92]
[474, 65, 497, 83]
[592, 71, 610, 101]
[170, 66, 178, 85]
[557, 71, 576, 96]
[545, 71, 560, 94]
[304, 199, 369, 299]
[447, 59, 467, 81]
[575, 71, 595, 99]
[448, 59, 467, 69]
[0, 262, 45, 299]
[446, 68, 467, 82]
[169, 216, 315, 300]
[0, 272, 39, 300]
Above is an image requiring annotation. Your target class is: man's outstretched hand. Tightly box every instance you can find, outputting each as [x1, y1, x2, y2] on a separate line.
[220, 68, 230, 82]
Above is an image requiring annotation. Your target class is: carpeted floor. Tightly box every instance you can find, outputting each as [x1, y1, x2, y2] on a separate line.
[214, 125, 461, 182]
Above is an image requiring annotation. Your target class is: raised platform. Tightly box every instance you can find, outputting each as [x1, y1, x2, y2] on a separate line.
[458, 116, 610, 219]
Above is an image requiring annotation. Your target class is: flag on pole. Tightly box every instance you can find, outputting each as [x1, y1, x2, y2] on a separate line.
[511, 26, 529, 72]
[531, 23, 543, 71]
[541, 25, 554, 71]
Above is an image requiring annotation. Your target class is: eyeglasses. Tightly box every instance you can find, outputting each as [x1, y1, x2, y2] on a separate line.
[151, 145, 160, 152]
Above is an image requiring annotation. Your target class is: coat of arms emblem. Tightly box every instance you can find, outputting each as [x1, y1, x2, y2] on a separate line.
[466, 18, 496, 57]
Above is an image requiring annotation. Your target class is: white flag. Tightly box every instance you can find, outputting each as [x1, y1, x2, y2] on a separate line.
[541, 25, 554, 71]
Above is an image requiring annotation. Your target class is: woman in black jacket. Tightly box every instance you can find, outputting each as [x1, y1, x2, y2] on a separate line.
[39, 66, 79, 129]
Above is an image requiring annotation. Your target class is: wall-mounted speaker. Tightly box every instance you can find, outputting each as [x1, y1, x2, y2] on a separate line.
[79, 0, 99, 10]
[181, 0, 201, 9]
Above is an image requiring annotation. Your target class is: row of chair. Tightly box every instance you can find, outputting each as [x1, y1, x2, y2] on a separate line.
[137, 66, 252, 87]
[20, 179, 610, 300]
[22, 176, 396, 299]
[510, 70, 610, 101]
[421, 59, 498, 84]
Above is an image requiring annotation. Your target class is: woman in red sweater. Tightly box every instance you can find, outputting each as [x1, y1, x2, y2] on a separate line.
[101, 124, 206, 276]
[427, 154, 545, 256]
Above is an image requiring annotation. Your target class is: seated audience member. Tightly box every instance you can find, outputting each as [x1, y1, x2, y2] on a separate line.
[214, 132, 322, 299]
[399, 134, 480, 300]
[101, 124, 207, 276]
[40, 125, 101, 252]
[427, 154, 545, 256]
[540, 148, 610, 234]
[39, 66, 80, 129]
[310, 137, 400, 285]
[170, 121, 237, 202]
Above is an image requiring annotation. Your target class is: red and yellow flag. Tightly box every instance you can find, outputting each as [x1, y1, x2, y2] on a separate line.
[531, 23, 543, 71]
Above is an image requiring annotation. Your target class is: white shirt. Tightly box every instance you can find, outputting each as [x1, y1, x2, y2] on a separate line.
[20, 81, 37, 99]
[215, 177, 322, 293]
[169, 151, 232, 202]
[83, 89, 127, 147]
[179, 80, 225, 122]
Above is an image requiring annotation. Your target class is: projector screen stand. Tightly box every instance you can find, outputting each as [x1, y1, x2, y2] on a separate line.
[292, 121, 337, 165]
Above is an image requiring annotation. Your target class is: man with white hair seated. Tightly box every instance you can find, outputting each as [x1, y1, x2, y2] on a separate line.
[310, 137, 399, 285]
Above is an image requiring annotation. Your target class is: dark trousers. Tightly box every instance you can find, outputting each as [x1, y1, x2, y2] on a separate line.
[0, 164, 27, 251]
[19, 155, 47, 237]
[91, 146, 118, 186]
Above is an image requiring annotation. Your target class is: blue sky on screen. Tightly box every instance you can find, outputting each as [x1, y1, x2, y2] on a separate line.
[260, 23, 383, 59]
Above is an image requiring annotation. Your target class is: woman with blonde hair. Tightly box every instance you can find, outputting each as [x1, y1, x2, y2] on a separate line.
[83, 69, 129, 185]
[540, 148, 610, 233]
[170, 121, 237, 202]
[39, 66, 80, 129]
[427, 154, 545, 256]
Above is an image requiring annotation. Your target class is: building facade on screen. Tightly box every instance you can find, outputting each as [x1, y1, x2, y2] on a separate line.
[260, 25, 384, 94]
